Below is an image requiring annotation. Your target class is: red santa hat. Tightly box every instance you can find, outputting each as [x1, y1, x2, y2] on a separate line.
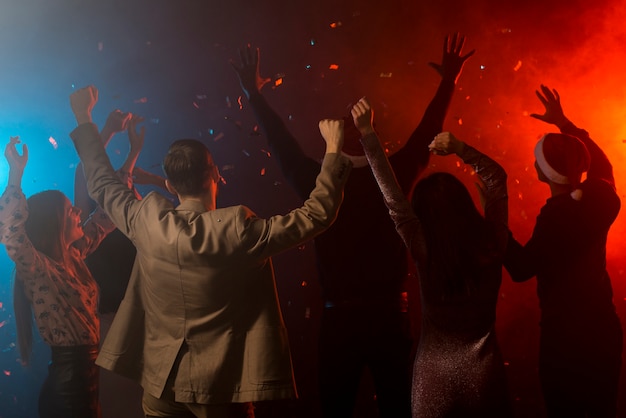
[534, 133, 590, 187]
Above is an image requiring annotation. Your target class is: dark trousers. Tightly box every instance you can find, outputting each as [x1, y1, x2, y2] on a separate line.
[539, 318, 623, 418]
[318, 304, 413, 418]
[39, 345, 101, 418]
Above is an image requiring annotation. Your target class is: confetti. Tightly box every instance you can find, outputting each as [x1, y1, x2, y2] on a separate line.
[134, 97, 148, 104]
[260, 168, 266, 176]
[0, 320, 5, 328]
[301, 281, 308, 287]
[379, 72, 393, 78]
[305, 64, 312, 70]
[513, 60, 522, 71]
[329, 64, 339, 70]
[274, 78, 283, 87]
[310, 39, 316, 46]
[237, 96, 243, 110]
[261, 149, 271, 157]
[329, 21, 342, 28]
[480, 65, 486, 70]
[213, 132, 225, 142]
[457, 118, 463, 125]
[192, 102, 200, 109]
[250, 125, 261, 136]
[3, 370, 10, 376]
[48, 137, 58, 150]
[242, 150, 250, 157]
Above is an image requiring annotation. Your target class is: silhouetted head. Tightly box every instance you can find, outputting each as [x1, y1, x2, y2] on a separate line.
[163, 139, 220, 197]
[411, 172, 495, 297]
[25, 190, 82, 261]
[534, 133, 590, 188]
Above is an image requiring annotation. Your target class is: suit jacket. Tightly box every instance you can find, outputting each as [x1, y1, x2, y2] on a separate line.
[70, 123, 351, 404]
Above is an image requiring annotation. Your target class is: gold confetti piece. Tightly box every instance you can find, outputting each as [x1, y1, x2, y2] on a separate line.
[379, 72, 392, 78]
[274, 78, 283, 86]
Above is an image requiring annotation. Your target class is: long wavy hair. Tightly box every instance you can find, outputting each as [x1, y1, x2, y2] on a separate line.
[14, 190, 69, 364]
[412, 172, 499, 299]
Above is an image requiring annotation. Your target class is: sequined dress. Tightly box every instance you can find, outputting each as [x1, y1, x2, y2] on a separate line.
[361, 133, 511, 417]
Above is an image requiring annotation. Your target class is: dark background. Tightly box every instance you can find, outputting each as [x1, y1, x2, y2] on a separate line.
[0, 0, 625, 416]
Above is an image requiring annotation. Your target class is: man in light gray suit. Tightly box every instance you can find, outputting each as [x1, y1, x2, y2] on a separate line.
[69, 85, 352, 418]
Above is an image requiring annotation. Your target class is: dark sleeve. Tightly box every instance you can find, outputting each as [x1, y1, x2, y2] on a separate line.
[560, 121, 615, 188]
[503, 211, 559, 283]
[389, 78, 457, 194]
[248, 93, 322, 200]
[458, 144, 508, 234]
[360, 132, 426, 263]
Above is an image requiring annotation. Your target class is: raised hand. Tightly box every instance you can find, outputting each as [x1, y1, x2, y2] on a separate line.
[318, 119, 345, 154]
[428, 33, 475, 84]
[127, 114, 146, 153]
[428, 131, 465, 156]
[530, 84, 569, 128]
[231, 45, 271, 99]
[351, 97, 375, 137]
[70, 85, 98, 125]
[5, 136, 28, 186]
[103, 110, 132, 135]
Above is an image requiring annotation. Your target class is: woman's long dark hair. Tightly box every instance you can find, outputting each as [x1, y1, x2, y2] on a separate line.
[14, 190, 68, 364]
[412, 172, 498, 299]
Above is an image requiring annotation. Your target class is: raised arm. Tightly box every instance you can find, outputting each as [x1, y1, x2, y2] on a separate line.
[74, 109, 133, 220]
[531, 84, 614, 187]
[232, 45, 321, 200]
[353, 98, 423, 256]
[70, 86, 142, 238]
[429, 132, 508, 229]
[391, 33, 475, 193]
[243, 119, 352, 258]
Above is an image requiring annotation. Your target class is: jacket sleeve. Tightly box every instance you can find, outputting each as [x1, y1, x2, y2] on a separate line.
[238, 152, 352, 258]
[70, 123, 143, 240]
[248, 93, 322, 200]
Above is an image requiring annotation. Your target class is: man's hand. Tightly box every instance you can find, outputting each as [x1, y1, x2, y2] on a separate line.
[429, 33, 475, 84]
[428, 131, 465, 156]
[530, 84, 570, 129]
[70, 86, 98, 125]
[231, 45, 271, 99]
[5, 136, 28, 186]
[319, 119, 345, 154]
[351, 97, 375, 137]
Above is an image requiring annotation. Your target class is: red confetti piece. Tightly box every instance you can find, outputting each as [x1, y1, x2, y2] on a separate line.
[134, 97, 148, 104]
[48, 137, 58, 150]
[260, 168, 266, 176]
[0, 320, 6, 328]
[274, 78, 283, 86]
[237, 96, 243, 110]
[513, 60, 522, 71]
[3, 370, 10, 376]
[329, 64, 339, 70]
[329, 21, 342, 28]
[192, 102, 199, 109]
[213, 132, 225, 142]
[301, 281, 308, 287]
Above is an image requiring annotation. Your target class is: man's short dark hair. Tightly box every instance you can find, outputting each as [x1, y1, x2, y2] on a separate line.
[163, 139, 215, 196]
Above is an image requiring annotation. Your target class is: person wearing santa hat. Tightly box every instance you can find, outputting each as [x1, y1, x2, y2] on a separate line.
[504, 85, 623, 417]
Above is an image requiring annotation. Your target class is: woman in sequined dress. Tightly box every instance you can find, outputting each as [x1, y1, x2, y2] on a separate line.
[354, 98, 511, 417]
